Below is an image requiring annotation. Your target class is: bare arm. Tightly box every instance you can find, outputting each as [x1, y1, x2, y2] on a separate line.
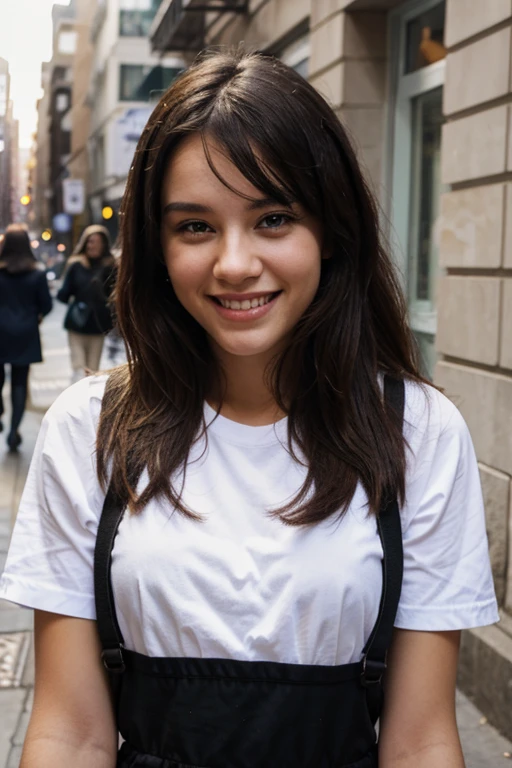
[20, 610, 118, 768]
[378, 629, 465, 768]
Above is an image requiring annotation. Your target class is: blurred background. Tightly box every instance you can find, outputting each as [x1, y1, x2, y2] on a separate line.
[1, 0, 512, 765]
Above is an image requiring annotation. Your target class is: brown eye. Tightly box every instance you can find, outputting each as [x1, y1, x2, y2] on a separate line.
[259, 214, 292, 229]
[181, 221, 212, 234]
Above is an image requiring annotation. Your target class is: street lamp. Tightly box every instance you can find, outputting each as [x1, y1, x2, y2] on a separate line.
[41, 230, 52, 242]
[20, 194, 31, 206]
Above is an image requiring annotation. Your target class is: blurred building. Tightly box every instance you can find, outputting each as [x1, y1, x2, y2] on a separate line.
[0, 58, 17, 231]
[33, 1, 77, 254]
[68, 0, 99, 244]
[149, 0, 512, 740]
[33, 62, 52, 232]
[85, 0, 185, 241]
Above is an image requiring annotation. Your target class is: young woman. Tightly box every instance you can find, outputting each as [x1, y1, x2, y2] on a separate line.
[57, 224, 116, 382]
[0, 50, 499, 767]
[0, 224, 52, 450]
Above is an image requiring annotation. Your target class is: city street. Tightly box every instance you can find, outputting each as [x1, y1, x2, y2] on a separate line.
[0, 303, 510, 765]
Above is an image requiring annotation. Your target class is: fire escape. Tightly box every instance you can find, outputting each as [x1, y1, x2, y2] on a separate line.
[150, 0, 249, 52]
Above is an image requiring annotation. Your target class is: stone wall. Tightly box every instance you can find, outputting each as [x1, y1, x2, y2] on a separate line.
[436, 0, 512, 737]
[436, 0, 512, 615]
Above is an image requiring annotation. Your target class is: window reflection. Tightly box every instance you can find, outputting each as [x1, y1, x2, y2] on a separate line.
[405, 2, 446, 74]
[409, 87, 443, 303]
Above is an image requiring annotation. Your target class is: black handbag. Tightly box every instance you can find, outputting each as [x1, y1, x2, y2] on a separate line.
[67, 300, 92, 330]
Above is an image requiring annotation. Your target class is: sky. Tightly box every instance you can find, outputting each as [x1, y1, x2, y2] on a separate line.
[0, 0, 71, 147]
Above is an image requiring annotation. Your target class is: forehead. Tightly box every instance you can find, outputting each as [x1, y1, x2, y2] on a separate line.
[161, 133, 265, 202]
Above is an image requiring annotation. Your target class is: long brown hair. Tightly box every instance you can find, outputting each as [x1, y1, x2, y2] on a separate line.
[0, 224, 37, 274]
[98, 48, 426, 524]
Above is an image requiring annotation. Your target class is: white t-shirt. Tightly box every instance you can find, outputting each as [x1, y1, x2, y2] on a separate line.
[0, 375, 499, 665]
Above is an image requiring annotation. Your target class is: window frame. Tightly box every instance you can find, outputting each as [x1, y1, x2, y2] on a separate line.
[387, 0, 447, 343]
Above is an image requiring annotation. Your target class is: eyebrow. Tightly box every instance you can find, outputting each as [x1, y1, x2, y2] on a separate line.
[162, 197, 293, 216]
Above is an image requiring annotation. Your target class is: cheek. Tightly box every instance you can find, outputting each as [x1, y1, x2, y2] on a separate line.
[164, 248, 207, 302]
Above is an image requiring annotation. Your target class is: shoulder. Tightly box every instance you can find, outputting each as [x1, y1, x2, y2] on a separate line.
[401, 378, 476, 504]
[402, 378, 467, 449]
[34, 268, 48, 282]
[41, 374, 108, 451]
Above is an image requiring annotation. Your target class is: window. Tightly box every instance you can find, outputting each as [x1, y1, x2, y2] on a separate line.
[58, 30, 77, 55]
[389, 0, 446, 377]
[405, 3, 446, 73]
[119, 64, 182, 102]
[55, 93, 69, 113]
[279, 34, 310, 79]
[119, 0, 160, 37]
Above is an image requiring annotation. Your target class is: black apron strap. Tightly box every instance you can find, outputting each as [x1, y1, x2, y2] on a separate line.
[361, 375, 405, 692]
[94, 483, 128, 674]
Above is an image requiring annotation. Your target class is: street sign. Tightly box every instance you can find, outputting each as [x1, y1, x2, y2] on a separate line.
[62, 178, 85, 215]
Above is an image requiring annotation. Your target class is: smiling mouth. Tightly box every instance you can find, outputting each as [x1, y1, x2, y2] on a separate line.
[211, 292, 281, 311]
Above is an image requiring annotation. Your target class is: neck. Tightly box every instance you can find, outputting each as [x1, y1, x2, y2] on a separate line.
[209, 349, 285, 426]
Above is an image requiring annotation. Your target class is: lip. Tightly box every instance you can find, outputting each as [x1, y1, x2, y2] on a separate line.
[209, 291, 281, 322]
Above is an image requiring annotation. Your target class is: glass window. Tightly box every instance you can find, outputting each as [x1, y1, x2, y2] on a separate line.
[408, 86, 443, 304]
[389, 0, 446, 379]
[120, 0, 160, 36]
[405, 2, 446, 73]
[279, 34, 310, 79]
[119, 64, 182, 102]
[58, 30, 77, 55]
[56, 93, 69, 113]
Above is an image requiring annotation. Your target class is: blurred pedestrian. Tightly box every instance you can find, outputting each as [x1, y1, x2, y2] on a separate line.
[0, 224, 52, 451]
[57, 224, 116, 382]
[1, 50, 499, 767]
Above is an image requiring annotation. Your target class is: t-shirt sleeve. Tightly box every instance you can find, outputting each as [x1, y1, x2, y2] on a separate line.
[395, 385, 499, 631]
[0, 377, 107, 619]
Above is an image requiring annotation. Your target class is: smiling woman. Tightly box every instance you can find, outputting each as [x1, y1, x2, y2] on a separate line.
[160, 134, 322, 369]
[0, 48, 498, 768]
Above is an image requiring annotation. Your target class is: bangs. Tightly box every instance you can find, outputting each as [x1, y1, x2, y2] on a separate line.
[201, 93, 321, 214]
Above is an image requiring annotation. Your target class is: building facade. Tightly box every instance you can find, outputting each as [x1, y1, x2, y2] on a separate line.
[68, 0, 99, 243]
[33, 62, 52, 233]
[86, 0, 185, 240]
[32, 1, 77, 254]
[0, 58, 14, 231]
[149, 0, 512, 739]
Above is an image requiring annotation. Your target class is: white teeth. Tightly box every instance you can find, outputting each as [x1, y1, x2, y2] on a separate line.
[218, 294, 275, 310]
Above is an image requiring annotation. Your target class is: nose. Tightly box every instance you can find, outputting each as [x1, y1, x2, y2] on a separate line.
[212, 230, 262, 285]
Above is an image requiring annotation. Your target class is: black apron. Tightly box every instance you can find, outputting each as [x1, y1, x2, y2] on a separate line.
[94, 377, 405, 768]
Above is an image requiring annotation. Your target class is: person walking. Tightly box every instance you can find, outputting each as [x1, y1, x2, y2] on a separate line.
[0, 224, 52, 451]
[0, 50, 499, 767]
[57, 224, 116, 382]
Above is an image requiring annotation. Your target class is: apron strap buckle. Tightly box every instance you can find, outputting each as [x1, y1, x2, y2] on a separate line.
[102, 646, 126, 673]
[361, 654, 387, 687]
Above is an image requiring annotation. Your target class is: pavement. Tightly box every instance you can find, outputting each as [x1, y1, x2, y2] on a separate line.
[1, 303, 512, 766]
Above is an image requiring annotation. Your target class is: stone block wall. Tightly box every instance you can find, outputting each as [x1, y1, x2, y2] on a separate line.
[436, 1, 512, 620]
[437, 0, 512, 738]
[309, 5, 388, 189]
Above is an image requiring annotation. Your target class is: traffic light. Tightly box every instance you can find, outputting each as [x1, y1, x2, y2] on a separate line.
[102, 205, 114, 220]
[41, 230, 52, 242]
[20, 194, 31, 206]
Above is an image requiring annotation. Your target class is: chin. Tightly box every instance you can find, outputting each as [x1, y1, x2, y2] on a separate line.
[211, 335, 286, 360]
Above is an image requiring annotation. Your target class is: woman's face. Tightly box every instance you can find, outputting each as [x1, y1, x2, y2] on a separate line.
[160, 134, 323, 365]
[85, 233, 105, 259]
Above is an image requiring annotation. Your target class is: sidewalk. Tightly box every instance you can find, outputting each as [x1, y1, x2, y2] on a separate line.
[1, 316, 512, 766]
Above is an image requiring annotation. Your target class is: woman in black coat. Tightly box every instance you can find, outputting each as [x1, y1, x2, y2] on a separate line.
[0, 224, 52, 451]
[57, 225, 116, 383]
